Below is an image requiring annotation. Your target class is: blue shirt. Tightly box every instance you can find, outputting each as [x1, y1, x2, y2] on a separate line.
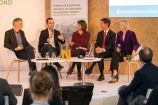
[15, 32, 23, 47]
[31, 101, 50, 105]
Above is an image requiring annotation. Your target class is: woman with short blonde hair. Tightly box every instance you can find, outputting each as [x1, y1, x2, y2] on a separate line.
[109, 19, 140, 83]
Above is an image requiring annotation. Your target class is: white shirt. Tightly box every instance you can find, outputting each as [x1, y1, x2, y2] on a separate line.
[48, 29, 55, 48]
[104, 28, 109, 36]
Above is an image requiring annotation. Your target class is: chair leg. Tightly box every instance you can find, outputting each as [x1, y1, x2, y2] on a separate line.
[17, 61, 20, 82]
[136, 62, 140, 69]
[128, 63, 131, 83]
[6, 61, 15, 80]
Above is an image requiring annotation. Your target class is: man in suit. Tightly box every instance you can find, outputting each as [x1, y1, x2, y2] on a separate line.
[117, 47, 158, 105]
[0, 78, 17, 105]
[85, 18, 116, 81]
[38, 18, 65, 71]
[4, 18, 37, 76]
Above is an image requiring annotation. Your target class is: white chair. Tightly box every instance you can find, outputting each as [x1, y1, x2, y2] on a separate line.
[5, 49, 27, 82]
[143, 89, 153, 104]
[4, 96, 9, 105]
[120, 45, 142, 82]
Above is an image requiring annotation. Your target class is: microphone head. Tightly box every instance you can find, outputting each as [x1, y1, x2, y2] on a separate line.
[117, 44, 121, 48]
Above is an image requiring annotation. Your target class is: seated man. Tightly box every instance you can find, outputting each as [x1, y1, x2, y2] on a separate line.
[117, 47, 158, 105]
[85, 18, 116, 81]
[0, 78, 17, 105]
[4, 18, 37, 76]
[38, 18, 65, 71]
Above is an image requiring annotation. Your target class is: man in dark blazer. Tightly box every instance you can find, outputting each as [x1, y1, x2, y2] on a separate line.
[117, 47, 158, 105]
[38, 18, 65, 71]
[4, 18, 37, 76]
[85, 18, 116, 81]
[0, 78, 17, 105]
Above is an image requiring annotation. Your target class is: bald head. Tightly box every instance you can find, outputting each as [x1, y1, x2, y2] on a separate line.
[139, 47, 153, 63]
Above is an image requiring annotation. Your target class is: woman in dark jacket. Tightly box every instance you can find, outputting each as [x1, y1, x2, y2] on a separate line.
[109, 20, 140, 83]
[42, 66, 62, 105]
[67, 20, 90, 80]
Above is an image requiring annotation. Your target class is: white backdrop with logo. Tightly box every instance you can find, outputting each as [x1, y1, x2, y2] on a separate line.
[50, 0, 88, 72]
[0, 0, 45, 71]
[51, 0, 88, 45]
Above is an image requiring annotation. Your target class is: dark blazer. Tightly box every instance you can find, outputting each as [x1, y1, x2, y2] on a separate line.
[4, 29, 31, 51]
[116, 30, 140, 55]
[119, 63, 158, 99]
[0, 92, 5, 105]
[38, 29, 65, 55]
[0, 78, 17, 105]
[95, 29, 116, 55]
[71, 31, 90, 55]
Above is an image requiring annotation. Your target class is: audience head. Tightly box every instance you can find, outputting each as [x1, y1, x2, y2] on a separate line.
[46, 18, 55, 30]
[139, 47, 153, 63]
[13, 18, 23, 31]
[42, 66, 62, 99]
[119, 19, 129, 31]
[77, 20, 87, 31]
[30, 71, 52, 102]
[100, 18, 111, 30]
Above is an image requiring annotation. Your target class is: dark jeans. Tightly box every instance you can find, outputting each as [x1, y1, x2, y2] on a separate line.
[110, 51, 128, 73]
[14, 46, 37, 71]
[88, 52, 111, 76]
[71, 49, 86, 75]
[40, 44, 61, 68]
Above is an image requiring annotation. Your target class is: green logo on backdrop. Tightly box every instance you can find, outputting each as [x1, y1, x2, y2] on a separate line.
[0, 0, 13, 5]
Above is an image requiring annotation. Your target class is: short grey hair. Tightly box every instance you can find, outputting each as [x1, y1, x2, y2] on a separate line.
[13, 18, 23, 25]
[119, 19, 129, 29]
[139, 47, 153, 63]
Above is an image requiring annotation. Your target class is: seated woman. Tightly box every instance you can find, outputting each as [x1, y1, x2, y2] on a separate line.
[67, 20, 90, 80]
[109, 20, 140, 83]
[29, 71, 52, 105]
[42, 66, 62, 105]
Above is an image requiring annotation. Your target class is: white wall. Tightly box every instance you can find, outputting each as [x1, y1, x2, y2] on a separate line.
[0, 0, 45, 70]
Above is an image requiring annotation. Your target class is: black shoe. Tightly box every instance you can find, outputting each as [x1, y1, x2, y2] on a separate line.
[85, 68, 92, 75]
[108, 74, 119, 83]
[29, 70, 37, 76]
[77, 74, 82, 81]
[67, 66, 74, 78]
[57, 66, 64, 71]
[97, 75, 105, 81]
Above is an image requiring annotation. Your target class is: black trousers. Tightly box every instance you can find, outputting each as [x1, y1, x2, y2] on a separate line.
[40, 44, 61, 68]
[89, 52, 111, 76]
[71, 49, 85, 74]
[110, 51, 128, 73]
[14, 46, 37, 71]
